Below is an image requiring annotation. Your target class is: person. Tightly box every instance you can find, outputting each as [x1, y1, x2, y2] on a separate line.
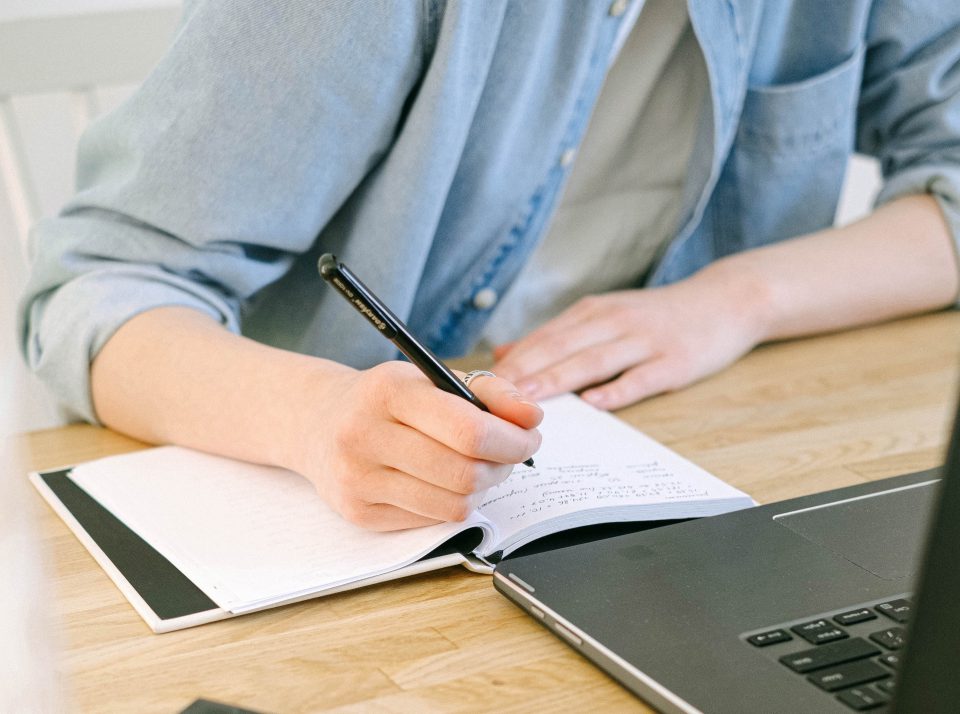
[19, 1, 960, 531]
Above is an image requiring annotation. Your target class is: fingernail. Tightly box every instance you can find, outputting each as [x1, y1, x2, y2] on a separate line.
[510, 391, 541, 409]
[517, 378, 540, 397]
[583, 390, 607, 408]
[470, 490, 489, 509]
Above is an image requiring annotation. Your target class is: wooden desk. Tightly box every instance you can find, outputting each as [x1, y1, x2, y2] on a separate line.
[15, 312, 960, 713]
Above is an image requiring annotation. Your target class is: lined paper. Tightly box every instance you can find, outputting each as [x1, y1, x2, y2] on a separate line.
[479, 394, 753, 553]
[70, 448, 487, 612]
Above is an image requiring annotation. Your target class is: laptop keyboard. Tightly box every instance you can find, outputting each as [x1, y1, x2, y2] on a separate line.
[742, 597, 912, 711]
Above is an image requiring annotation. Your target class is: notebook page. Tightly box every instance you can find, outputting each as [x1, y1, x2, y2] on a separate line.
[478, 394, 752, 553]
[69, 447, 489, 612]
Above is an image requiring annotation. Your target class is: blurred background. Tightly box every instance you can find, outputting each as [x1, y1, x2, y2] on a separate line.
[1, 4, 181, 710]
[0, 0, 883, 439]
[1, 0, 182, 436]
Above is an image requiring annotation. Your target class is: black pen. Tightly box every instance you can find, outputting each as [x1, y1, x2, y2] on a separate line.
[318, 253, 535, 467]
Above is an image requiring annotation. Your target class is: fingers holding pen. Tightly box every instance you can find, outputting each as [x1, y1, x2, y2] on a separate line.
[330, 500, 443, 532]
[321, 382, 529, 529]
[299, 362, 542, 531]
[378, 422, 514, 495]
[385, 368, 543, 466]
[314, 257, 542, 530]
[323, 461, 492, 531]
[297, 362, 543, 530]
[453, 370, 544, 431]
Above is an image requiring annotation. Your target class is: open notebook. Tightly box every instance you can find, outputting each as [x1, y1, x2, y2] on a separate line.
[30, 394, 753, 632]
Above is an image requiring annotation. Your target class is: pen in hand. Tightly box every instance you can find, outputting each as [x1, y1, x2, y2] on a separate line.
[318, 253, 535, 467]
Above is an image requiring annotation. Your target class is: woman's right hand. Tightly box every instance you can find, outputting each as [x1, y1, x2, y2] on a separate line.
[92, 307, 540, 532]
[286, 361, 543, 531]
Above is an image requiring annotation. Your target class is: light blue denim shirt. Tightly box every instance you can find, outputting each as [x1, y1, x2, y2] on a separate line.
[19, 0, 960, 423]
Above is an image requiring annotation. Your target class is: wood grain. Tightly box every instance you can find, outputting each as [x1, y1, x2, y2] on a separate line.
[12, 311, 960, 713]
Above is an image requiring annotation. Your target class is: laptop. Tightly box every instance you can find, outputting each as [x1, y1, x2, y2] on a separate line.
[493, 395, 960, 713]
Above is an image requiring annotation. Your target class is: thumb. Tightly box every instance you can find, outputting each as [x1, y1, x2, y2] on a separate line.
[456, 371, 543, 430]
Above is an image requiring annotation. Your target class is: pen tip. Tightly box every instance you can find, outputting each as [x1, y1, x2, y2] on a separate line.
[523, 458, 535, 468]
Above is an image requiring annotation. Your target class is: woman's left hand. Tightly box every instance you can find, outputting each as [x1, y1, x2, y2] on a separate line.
[493, 261, 771, 410]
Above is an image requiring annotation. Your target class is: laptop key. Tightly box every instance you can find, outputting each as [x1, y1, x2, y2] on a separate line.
[747, 629, 792, 647]
[874, 679, 896, 695]
[808, 659, 889, 692]
[869, 627, 906, 650]
[835, 608, 878, 626]
[792, 619, 849, 645]
[877, 653, 900, 669]
[779, 638, 880, 674]
[836, 685, 889, 710]
[875, 599, 912, 624]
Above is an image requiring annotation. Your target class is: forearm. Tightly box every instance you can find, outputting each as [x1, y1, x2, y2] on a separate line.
[709, 194, 959, 342]
[90, 306, 541, 531]
[90, 306, 351, 470]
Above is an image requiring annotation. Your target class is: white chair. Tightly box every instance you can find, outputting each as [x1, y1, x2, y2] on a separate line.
[0, 4, 182, 433]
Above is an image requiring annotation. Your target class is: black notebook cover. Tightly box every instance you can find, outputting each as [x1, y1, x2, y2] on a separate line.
[37, 468, 222, 628]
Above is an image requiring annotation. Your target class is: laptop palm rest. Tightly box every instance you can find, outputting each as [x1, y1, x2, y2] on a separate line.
[773, 481, 938, 580]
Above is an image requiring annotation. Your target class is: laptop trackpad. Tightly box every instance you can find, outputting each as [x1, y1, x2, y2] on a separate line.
[773, 481, 938, 580]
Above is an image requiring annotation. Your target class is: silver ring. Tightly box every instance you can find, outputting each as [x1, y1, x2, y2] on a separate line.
[463, 369, 496, 388]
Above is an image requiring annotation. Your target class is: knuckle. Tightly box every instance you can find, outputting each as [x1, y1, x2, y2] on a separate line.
[620, 367, 672, 403]
[662, 369, 685, 393]
[547, 333, 576, 355]
[591, 348, 621, 375]
[330, 421, 360, 455]
[491, 463, 514, 486]
[369, 360, 404, 379]
[337, 498, 369, 527]
[537, 368, 562, 392]
[600, 380, 627, 405]
[453, 460, 483, 494]
[363, 363, 400, 402]
[454, 417, 489, 457]
[529, 428, 543, 456]
[445, 496, 473, 522]
[331, 467, 372, 508]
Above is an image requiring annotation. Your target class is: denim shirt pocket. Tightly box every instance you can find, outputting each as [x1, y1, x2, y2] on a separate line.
[712, 44, 866, 253]
[739, 45, 866, 155]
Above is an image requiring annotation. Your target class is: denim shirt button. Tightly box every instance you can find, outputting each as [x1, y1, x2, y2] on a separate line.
[608, 0, 629, 17]
[472, 287, 499, 310]
[559, 148, 576, 167]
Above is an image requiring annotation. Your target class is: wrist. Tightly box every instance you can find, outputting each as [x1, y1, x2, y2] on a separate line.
[696, 253, 778, 346]
[267, 354, 357, 475]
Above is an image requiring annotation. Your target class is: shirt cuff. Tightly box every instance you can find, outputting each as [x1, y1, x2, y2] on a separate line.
[874, 164, 960, 305]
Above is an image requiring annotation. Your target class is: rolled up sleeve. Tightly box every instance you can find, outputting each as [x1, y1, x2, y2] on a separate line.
[18, 0, 425, 422]
[857, 1, 960, 292]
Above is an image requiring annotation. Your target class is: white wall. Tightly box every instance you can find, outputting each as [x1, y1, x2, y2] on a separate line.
[1, 1, 181, 435]
[0, 0, 175, 22]
[0, 184, 61, 434]
[1, 87, 157, 433]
